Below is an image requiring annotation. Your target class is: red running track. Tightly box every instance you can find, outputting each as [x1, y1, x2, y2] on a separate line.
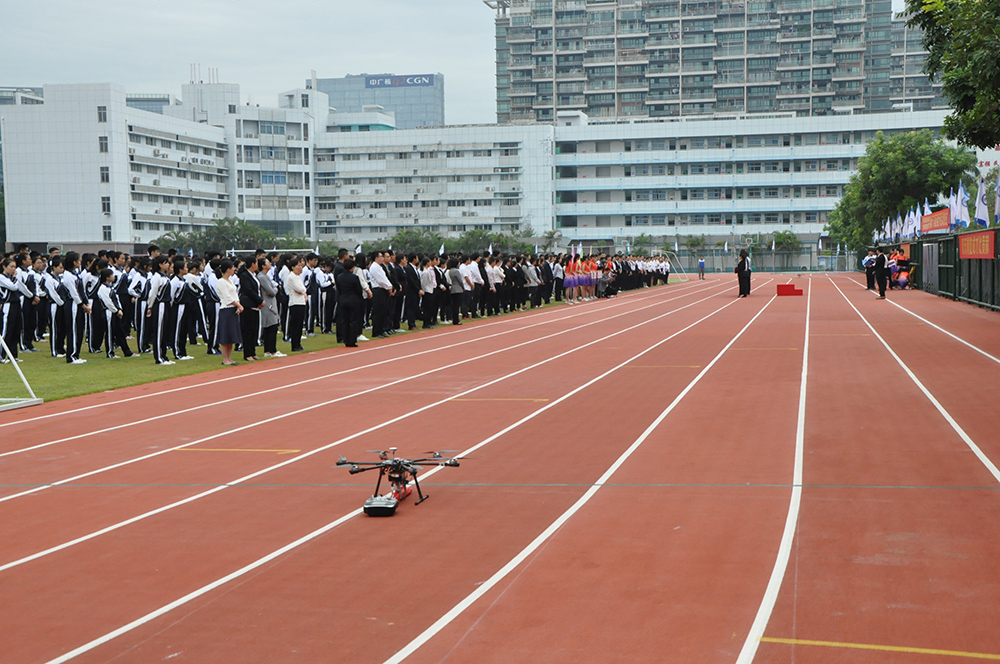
[2, 274, 999, 664]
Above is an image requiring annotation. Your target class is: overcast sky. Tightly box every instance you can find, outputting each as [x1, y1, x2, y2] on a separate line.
[3, 0, 500, 124]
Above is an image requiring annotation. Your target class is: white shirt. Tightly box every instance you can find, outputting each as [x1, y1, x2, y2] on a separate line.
[285, 271, 307, 306]
[368, 261, 393, 291]
[216, 276, 239, 308]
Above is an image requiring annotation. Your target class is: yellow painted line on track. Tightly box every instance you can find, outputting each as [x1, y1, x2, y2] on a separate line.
[178, 448, 301, 455]
[450, 398, 549, 403]
[760, 637, 1000, 660]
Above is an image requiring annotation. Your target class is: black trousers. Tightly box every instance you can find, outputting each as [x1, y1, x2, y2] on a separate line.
[450, 295, 462, 325]
[738, 272, 751, 297]
[1, 299, 22, 361]
[49, 302, 65, 357]
[20, 298, 36, 350]
[65, 302, 86, 363]
[404, 292, 420, 329]
[371, 288, 390, 336]
[321, 287, 336, 333]
[422, 292, 437, 327]
[338, 300, 362, 346]
[287, 304, 305, 350]
[241, 307, 259, 359]
[261, 324, 278, 354]
[866, 268, 876, 290]
[876, 272, 888, 297]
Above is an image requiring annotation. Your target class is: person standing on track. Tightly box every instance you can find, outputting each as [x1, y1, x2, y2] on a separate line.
[736, 249, 751, 298]
[873, 247, 889, 300]
[698, 256, 705, 280]
[862, 249, 877, 290]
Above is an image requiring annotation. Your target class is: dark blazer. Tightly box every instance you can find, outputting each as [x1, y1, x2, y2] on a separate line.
[238, 268, 264, 309]
[335, 270, 364, 305]
[874, 253, 889, 276]
[736, 258, 750, 275]
[404, 264, 421, 295]
[540, 260, 553, 283]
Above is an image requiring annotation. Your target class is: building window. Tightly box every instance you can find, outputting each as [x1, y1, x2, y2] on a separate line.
[229, 104, 237, 114]
[102, 225, 112, 242]
[97, 106, 107, 123]
[259, 121, 286, 135]
[100, 166, 110, 183]
[261, 171, 287, 185]
[99, 136, 109, 153]
[101, 197, 111, 213]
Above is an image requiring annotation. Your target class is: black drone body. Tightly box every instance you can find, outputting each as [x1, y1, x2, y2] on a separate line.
[336, 448, 460, 516]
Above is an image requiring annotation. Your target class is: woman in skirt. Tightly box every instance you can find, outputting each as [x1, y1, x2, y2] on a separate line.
[214, 259, 244, 366]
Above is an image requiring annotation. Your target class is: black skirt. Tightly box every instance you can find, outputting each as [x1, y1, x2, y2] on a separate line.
[217, 306, 241, 345]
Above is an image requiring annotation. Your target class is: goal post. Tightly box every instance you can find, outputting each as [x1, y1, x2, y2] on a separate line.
[0, 335, 43, 413]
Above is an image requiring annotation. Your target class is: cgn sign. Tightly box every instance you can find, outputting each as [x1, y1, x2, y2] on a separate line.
[958, 230, 996, 259]
[366, 74, 435, 88]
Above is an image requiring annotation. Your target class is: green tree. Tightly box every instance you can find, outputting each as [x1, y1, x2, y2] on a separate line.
[905, 0, 1000, 148]
[542, 229, 562, 251]
[684, 235, 706, 252]
[153, 217, 277, 255]
[826, 130, 977, 251]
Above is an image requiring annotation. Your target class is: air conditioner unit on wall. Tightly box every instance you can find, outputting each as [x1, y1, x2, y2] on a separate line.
[153, 149, 161, 156]
[189, 211, 195, 216]
[153, 179, 160, 185]
[350, 189, 359, 194]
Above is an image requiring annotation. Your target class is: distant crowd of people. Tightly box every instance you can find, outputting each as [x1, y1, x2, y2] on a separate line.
[1, 243, 674, 365]
[863, 247, 910, 299]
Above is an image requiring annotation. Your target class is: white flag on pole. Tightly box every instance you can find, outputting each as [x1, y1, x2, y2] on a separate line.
[724, 241, 728, 253]
[948, 188, 957, 230]
[354, 244, 362, 255]
[974, 176, 990, 228]
[957, 181, 971, 228]
[818, 237, 823, 252]
[923, 198, 932, 217]
[438, 243, 445, 256]
[770, 237, 775, 252]
[488, 243, 493, 255]
[674, 238, 679, 253]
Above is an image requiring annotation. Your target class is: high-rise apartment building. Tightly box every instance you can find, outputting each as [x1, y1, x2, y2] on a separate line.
[486, 0, 946, 123]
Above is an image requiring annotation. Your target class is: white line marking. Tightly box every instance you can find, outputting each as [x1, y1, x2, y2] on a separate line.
[0, 283, 689, 432]
[830, 277, 1000, 484]
[3, 283, 751, 572]
[0, 284, 722, 506]
[842, 275, 1000, 366]
[0, 282, 715, 459]
[736, 277, 810, 663]
[42, 283, 762, 664]
[383, 295, 779, 664]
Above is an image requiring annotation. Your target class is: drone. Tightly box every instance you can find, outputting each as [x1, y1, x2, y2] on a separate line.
[336, 447, 460, 516]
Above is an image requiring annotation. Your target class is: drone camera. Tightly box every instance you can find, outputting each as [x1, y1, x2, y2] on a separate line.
[348, 464, 362, 474]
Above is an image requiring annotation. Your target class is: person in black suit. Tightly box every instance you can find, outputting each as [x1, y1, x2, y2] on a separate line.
[735, 249, 751, 298]
[238, 259, 264, 360]
[402, 253, 422, 330]
[335, 258, 364, 347]
[873, 247, 889, 299]
[540, 255, 554, 304]
[387, 250, 404, 333]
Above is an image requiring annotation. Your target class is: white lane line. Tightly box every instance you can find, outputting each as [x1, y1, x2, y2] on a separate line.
[0, 283, 724, 506]
[42, 283, 756, 664]
[842, 275, 1000, 366]
[2, 283, 749, 572]
[0, 282, 688, 431]
[383, 295, 780, 664]
[830, 277, 1000, 484]
[736, 276, 811, 663]
[0, 281, 715, 459]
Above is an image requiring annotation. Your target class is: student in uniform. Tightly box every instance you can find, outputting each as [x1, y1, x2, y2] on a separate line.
[15, 253, 39, 352]
[81, 255, 101, 353]
[144, 256, 174, 365]
[31, 254, 50, 344]
[42, 257, 68, 357]
[862, 249, 877, 290]
[170, 260, 197, 361]
[128, 258, 150, 350]
[202, 257, 222, 355]
[61, 252, 91, 364]
[303, 253, 321, 335]
[95, 268, 135, 358]
[0, 257, 30, 363]
[698, 256, 706, 280]
[318, 258, 337, 335]
[873, 247, 889, 299]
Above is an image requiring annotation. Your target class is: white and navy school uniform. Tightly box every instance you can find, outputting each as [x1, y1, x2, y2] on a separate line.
[32, 266, 49, 342]
[201, 270, 221, 354]
[0, 272, 30, 361]
[128, 269, 148, 348]
[145, 271, 172, 364]
[41, 271, 67, 357]
[173, 274, 199, 359]
[317, 269, 336, 333]
[97, 282, 133, 358]
[61, 270, 89, 363]
[14, 267, 36, 352]
[81, 270, 101, 353]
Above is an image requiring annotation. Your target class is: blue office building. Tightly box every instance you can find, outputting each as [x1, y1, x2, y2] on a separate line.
[310, 73, 445, 129]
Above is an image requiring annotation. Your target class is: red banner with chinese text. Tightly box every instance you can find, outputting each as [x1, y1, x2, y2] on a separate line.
[899, 244, 911, 259]
[958, 230, 996, 259]
[921, 209, 950, 233]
